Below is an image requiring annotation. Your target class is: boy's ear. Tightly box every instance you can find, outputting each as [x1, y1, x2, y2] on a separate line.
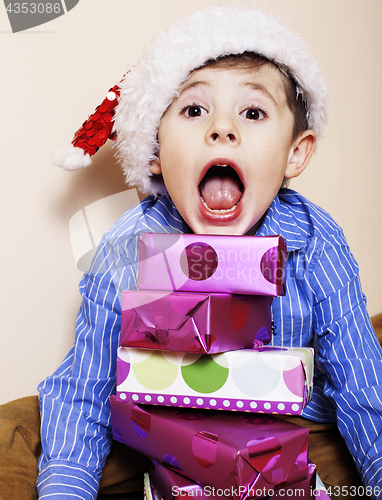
[149, 158, 162, 175]
[285, 130, 316, 179]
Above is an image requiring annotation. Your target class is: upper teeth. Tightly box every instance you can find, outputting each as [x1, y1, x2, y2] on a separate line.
[215, 164, 229, 167]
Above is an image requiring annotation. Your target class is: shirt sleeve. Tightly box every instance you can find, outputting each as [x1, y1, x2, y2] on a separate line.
[37, 232, 137, 499]
[311, 227, 382, 498]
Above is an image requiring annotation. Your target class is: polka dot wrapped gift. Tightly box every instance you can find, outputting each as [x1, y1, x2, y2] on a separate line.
[110, 398, 311, 498]
[116, 345, 313, 415]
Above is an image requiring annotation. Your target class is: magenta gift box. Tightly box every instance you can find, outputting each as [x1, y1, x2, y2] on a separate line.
[121, 290, 272, 353]
[111, 399, 310, 498]
[146, 461, 317, 500]
[116, 345, 313, 415]
[138, 233, 286, 296]
[146, 463, 230, 500]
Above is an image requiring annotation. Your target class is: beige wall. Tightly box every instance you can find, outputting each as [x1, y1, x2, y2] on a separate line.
[1, 0, 381, 405]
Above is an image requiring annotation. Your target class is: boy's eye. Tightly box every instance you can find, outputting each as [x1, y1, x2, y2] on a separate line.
[241, 107, 266, 120]
[183, 105, 207, 118]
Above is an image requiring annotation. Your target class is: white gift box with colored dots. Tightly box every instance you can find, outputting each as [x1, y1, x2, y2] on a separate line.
[116, 345, 313, 415]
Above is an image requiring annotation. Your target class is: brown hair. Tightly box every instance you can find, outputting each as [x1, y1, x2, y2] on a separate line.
[201, 52, 309, 141]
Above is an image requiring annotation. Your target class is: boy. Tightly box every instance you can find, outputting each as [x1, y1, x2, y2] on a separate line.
[35, 5, 382, 500]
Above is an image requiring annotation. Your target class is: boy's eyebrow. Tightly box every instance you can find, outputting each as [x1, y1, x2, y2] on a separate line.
[244, 82, 278, 106]
[178, 80, 278, 106]
[178, 80, 209, 95]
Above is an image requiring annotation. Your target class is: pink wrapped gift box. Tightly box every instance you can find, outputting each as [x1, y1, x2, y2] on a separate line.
[116, 345, 313, 415]
[138, 233, 286, 296]
[145, 464, 230, 500]
[144, 469, 231, 500]
[121, 290, 272, 353]
[111, 399, 310, 498]
[146, 461, 318, 499]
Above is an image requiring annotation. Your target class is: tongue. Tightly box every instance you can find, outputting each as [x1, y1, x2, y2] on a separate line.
[200, 172, 242, 210]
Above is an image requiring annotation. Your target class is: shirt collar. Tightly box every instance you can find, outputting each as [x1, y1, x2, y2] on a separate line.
[255, 189, 309, 252]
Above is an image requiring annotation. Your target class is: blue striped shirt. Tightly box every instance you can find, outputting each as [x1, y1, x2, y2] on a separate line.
[37, 188, 382, 499]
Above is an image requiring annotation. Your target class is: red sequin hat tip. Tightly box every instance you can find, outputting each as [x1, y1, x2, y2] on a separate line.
[53, 84, 121, 171]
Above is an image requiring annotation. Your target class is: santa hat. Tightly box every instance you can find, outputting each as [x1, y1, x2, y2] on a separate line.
[54, 5, 328, 195]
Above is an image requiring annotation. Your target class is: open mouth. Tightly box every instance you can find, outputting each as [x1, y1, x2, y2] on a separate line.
[199, 164, 244, 213]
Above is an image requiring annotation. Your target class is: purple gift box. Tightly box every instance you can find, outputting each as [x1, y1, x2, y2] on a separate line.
[145, 463, 231, 500]
[111, 398, 310, 498]
[121, 290, 272, 353]
[138, 233, 286, 296]
[146, 461, 318, 499]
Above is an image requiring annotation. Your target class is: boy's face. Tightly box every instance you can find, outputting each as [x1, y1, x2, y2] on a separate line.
[150, 64, 315, 235]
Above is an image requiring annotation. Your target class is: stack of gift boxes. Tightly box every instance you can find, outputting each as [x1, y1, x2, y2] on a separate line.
[110, 232, 324, 499]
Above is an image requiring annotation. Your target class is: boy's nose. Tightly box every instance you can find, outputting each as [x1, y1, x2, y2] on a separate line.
[206, 114, 238, 144]
[210, 132, 236, 142]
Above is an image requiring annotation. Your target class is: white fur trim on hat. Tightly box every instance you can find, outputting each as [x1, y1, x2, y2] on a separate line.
[53, 144, 92, 171]
[114, 5, 329, 195]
